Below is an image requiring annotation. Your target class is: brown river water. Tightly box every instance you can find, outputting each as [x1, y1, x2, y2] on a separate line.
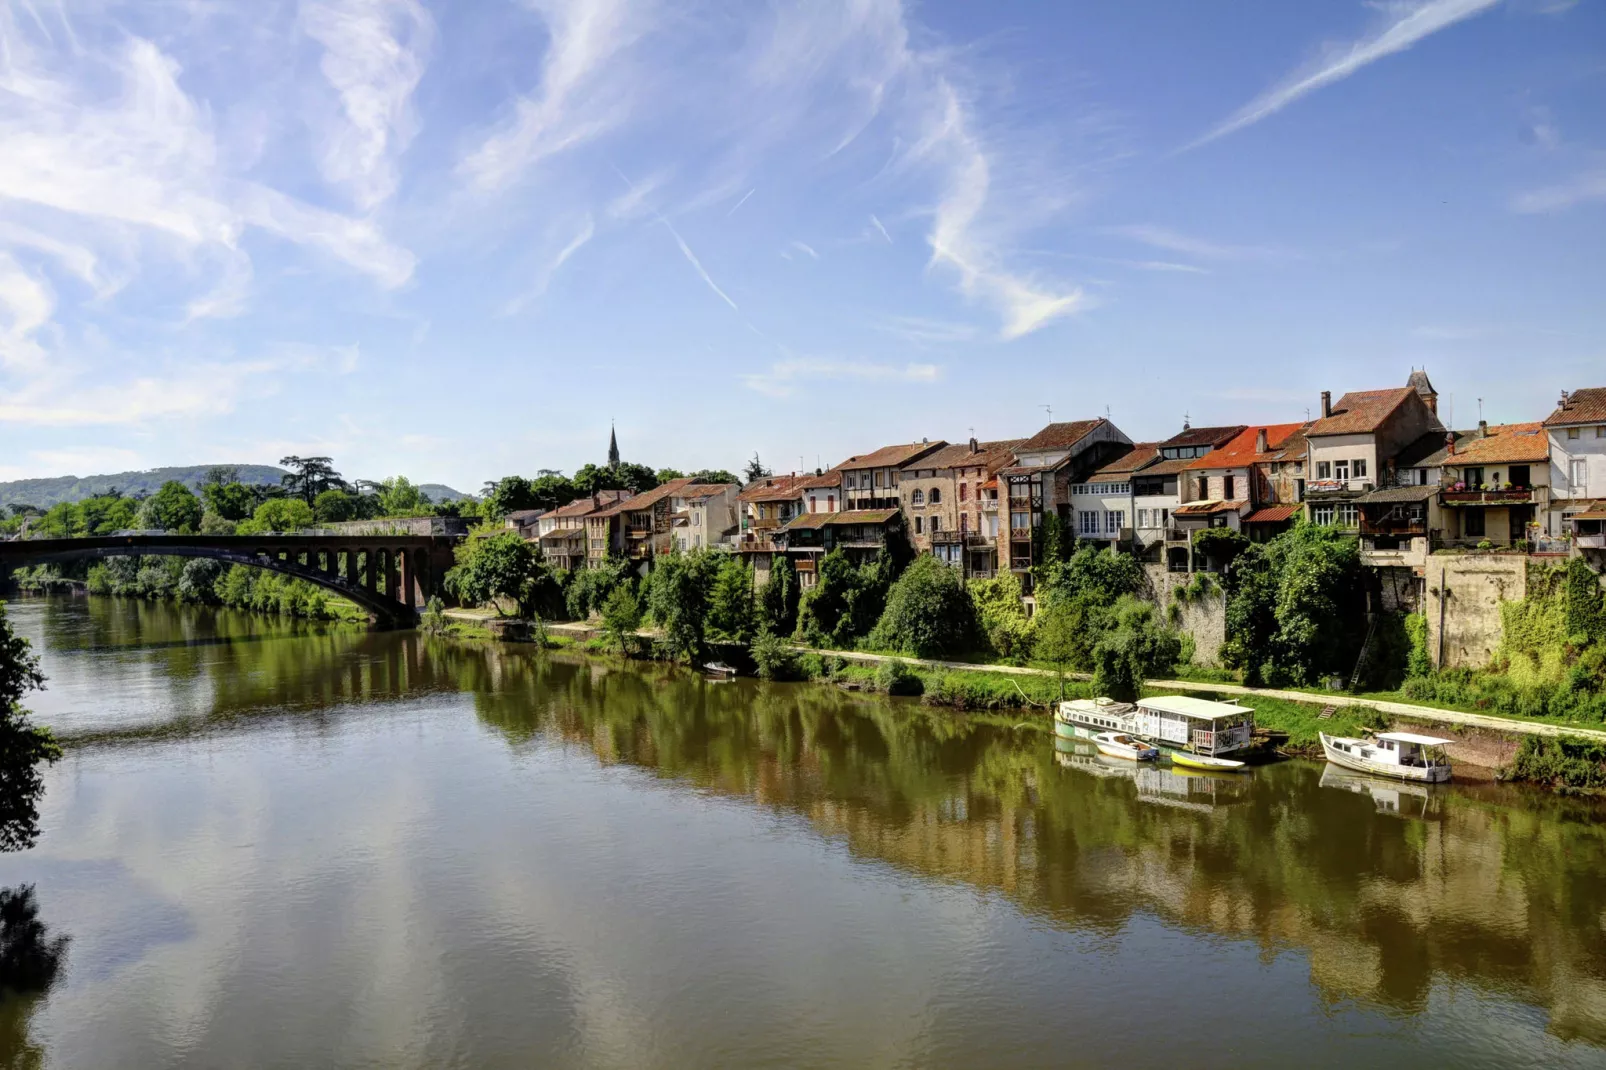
[3, 593, 1606, 1069]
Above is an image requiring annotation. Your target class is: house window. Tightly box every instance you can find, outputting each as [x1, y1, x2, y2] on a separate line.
[1465, 507, 1486, 538]
[915, 516, 924, 534]
[828, 495, 835, 511]
[960, 483, 968, 501]
[1571, 460, 1588, 493]
[1353, 459, 1367, 478]
[1196, 478, 1208, 499]
[930, 516, 941, 533]
[1598, 426, 1606, 438]
[1316, 461, 1331, 479]
[1312, 505, 1333, 526]
[960, 513, 969, 533]
[1011, 511, 1030, 531]
[1508, 465, 1530, 488]
[1463, 467, 1484, 489]
[1334, 460, 1350, 481]
[911, 489, 925, 506]
[1568, 428, 1581, 440]
[1223, 475, 1235, 500]
[1079, 511, 1099, 535]
[1336, 504, 1357, 528]
[1106, 511, 1124, 534]
[930, 487, 941, 504]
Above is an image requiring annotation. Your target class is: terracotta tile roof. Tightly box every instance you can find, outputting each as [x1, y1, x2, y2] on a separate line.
[683, 483, 739, 500]
[1353, 485, 1438, 505]
[1242, 504, 1302, 523]
[548, 492, 627, 519]
[1401, 424, 1549, 467]
[539, 527, 585, 540]
[1186, 423, 1305, 470]
[1016, 419, 1105, 454]
[797, 471, 842, 490]
[838, 441, 946, 470]
[1545, 387, 1606, 427]
[1139, 456, 1194, 477]
[1086, 444, 1161, 482]
[1174, 499, 1247, 516]
[912, 439, 1023, 472]
[782, 508, 901, 531]
[1571, 503, 1606, 521]
[603, 476, 697, 515]
[1158, 425, 1245, 450]
[1307, 387, 1416, 436]
[738, 474, 809, 503]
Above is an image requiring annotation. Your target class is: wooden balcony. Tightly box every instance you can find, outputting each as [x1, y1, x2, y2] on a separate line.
[749, 517, 780, 531]
[1359, 518, 1428, 537]
[1305, 479, 1374, 499]
[1440, 488, 1535, 505]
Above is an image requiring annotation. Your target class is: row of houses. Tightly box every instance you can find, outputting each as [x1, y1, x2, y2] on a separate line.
[507, 373, 1606, 606]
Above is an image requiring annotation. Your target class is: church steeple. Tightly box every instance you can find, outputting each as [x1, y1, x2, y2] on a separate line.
[607, 422, 620, 467]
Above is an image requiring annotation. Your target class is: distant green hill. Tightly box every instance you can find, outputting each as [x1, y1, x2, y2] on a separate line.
[0, 466, 473, 509]
[0, 465, 288, 509]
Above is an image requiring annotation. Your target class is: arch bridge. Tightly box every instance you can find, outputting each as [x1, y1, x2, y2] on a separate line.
[0, 534, 460, 627]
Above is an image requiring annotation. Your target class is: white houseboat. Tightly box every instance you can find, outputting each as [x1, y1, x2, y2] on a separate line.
[1319, 731, 1453, 783]
[1054, 697, 1136, 740]
[1058, 695, 1255, 759]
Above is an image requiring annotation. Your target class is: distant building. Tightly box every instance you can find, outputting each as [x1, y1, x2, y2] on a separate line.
[1544, 387, 1606, 543]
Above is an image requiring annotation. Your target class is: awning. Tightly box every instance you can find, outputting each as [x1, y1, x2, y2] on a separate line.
[1378, 732, 1453, 746]
[1243, 505, 1301, 523]
[1173, 499, 1247, 517]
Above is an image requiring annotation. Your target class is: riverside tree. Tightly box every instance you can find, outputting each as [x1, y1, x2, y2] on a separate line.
[0, 603, 62, 853]
[867, 555, 976, 658]
[1221, 523, 1365, 686]
[446, 529, 561, 618]
[140, 481, 203, 533]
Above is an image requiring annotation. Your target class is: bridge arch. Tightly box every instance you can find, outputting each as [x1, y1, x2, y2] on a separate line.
[0, 534, 459, 628]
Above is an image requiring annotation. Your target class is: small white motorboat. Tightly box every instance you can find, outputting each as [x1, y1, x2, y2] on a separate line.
[702, 661, 738, 678]
[1093, 732, 1158, 762]
[1320, 731, 1453, 783]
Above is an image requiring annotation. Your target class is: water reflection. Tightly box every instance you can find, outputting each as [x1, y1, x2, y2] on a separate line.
[7, 595, 1606, 1061]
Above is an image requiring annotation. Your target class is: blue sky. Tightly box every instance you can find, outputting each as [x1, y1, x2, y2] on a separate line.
[0, 0, 1602, 492]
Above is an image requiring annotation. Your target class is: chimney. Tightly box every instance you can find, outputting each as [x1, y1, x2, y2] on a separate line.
[968, 436, 979, 454]
[1560, 390, 1571, 410]
[1320, 391, 1332, 419]
[1478, 419, 1488, 439]
[1255, 428, 1268, 454]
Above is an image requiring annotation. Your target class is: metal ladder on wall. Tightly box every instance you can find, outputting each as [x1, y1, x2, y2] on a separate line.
[1347, 613, 1379, 692]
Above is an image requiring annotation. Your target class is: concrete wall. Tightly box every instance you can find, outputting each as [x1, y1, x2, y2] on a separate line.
[1423, 553, 1527, 670]
[1143, 563, 1227, 667]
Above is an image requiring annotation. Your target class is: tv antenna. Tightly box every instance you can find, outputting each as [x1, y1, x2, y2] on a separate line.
[1040, 404, 1052, 422]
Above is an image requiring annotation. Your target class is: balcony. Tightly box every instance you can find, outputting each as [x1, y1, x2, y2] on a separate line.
[1440, 488, 1535, 506]
[1305, 478, 1374, 499]
[1359, 518, 1427, 538]
[1009, 556, 1032, 571]
[980, 499, 999, 512]
[749, 517, 781, 531]
[1578, 534, 1606, 550]
[965, 534, 995, 548]
[1163, 528, 1189, 544]
[1361, 538, 1428, 569]
[930, 530, 963, 545]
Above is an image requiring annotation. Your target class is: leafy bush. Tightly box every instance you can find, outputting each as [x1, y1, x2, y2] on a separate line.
[1565, 557, 1606, 644]
[600, 584, 643, 655]
[642, 550, 722, 662]
[1506, 735, 1606, 792]
[1090, 596, 1181, 702]
[757, 556, 801, 638]
[1221, 523, 1365, 686]
[236, 498, 315, 535]
[866, 555, 977, 658]
[1191, 528, 1248, 571]
[794, 550, 889, 650]
[1404, 613, 1431, 679]
[969, 572, 1033, 661]
[566, 560, 632, 621]
[446, 528, 562, 618]
[706, 557, 756, 644]
[420, 596, 447, 635]
[1036, 544, 1142, 611]
[750, 631, 800, 681]
[875, 658, 925, 696]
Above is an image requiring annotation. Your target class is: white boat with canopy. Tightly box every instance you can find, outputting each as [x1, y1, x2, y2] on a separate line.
[1131, 696, 1255, 758]
[1320, 731, 1453, 783]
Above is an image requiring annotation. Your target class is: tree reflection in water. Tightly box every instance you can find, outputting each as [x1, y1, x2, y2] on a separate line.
[0, 885, 68, 1070]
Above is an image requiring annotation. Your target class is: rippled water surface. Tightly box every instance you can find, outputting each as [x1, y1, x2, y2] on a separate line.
[3, 594, 1606, 1069]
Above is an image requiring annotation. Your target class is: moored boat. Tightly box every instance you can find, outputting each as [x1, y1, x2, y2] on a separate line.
[1169, 750, 1246, 772]
[1093, 732, 1158, 762]
[1320, 731, 1453, 783]
[703, 661, 738, 677]
[1055, 697, 1136, 739]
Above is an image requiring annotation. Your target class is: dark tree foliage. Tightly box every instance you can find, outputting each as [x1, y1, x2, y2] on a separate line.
[600, 585, 643, 655]
[743, 453, 772, 484]
[203, 481, 257, 522]
[573, 462, 658, 496]
[0, 603, 62, 854]
[0, 884, 68, 994]
[793, 550, 889, 649]
[445, 530, 563, 618]
[567, 560, 634, 620]
[484, 476, 540, 519]
[655, 469, 685, 483]
[1035, 512, 1076, 571]
[867, 555, 977, 657]
[706, 557, 756, 644]
[1565, 557, 1606, 644]
[278, 456, 347, 505]
[1090, 598, 1181, 702]
[1192, 528, 1250, 572]
[687, 469, 739, 486]
[757, 555, 801, 638]
[1036, 543, 1142, 611]
[144, 481, 203, 533]
[313, 488, 358, 523]
[644, 550, 723, 661]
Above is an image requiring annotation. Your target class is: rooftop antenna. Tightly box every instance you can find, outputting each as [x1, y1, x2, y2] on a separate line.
[1040, 404, 1052, 422]
[1477, 397, 1484, 421]
[1304, 407, 1311, 422]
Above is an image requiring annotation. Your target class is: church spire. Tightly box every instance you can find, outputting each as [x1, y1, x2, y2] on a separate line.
[608, 422, 620, 467]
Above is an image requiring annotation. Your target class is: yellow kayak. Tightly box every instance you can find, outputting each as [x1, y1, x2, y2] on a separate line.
[1169, 750, 1247, 772]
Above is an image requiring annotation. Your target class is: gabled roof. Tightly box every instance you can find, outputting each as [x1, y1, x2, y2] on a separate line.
[683, 483, 740, 501]
[797, 471, 842, 490]
[1085, 443, 1161, 483]
[738, 474, 809, 503]
[1307, 387, 1416, 436]
[838, 441, 946, 470]
[1545, 387, 1606, 427]
[910, 439, 1023, 472]
[1411, 423, 1550, 467]
[548, 492, 628, 520]
[1016, 419, 1105, 454]
[1243, 504, 1302, 523]
[504, 509, 546, 521]
[1158, 425, 1245, 450]
[1174, 499, 1247, 516]
[1354, 485, 1439, 505]
[598, 477, 697, 516]
[1136, 456, 1195, 478]
[1186, 423, 1305, 470]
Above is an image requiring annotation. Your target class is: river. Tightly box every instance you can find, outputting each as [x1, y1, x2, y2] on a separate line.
[2, 594, 1605, 1068]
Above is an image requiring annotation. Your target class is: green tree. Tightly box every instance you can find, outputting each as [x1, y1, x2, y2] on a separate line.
[644, 550, 721, 661]
[445, 529, 558, 618]
[1220, 523, 1365, 686]
[687, 469, 738, 486]
[600, 585, 643, 655]
[313, 488, 358, 524]
[375, 476, 431, 517]
[484, 476, 539, 520]
[141, 481, 203, 533]
[969, 572, 1034, 661]
[1036, 511, 1075, 571]
[1037, 543, 1142, 611]
[0, 602, 62, 852]
[757, 556, 800, 637]
[1033, 599, 1084, 700]
[743, 453, 771, 484]
[237, 497, 315, 534]
[1090, 597, 1181, 702]
[1193, 528, 1250, 572]
[655, 468, 685, 483]
[706, 557, 756, 643]
[567, 561, 632, 620]
[793, 550, 889, 650]
[867, 555, 977, 657]
[1565, 557, 1606, 644]
[279, 456, 347, 505]
[528, 474, 579, 511]
[573, 462, 658, 496]
[202, 479, 256, 521]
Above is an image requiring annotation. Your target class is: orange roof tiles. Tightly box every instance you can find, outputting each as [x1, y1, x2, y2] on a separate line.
[1431, 423, 1550, 466]
[737, 474, 809, 503]
[912, 439, 1022, 472]
[1016, 419, 1104, 453]
[1243, 505, 1301, 523]
[1545, 387, 1606, 427]
[1087, 444, 1160, 482]
[1186, 423, 1305, 470]
[838, 441, 946, 470]
[1307, 387, 1417, 436]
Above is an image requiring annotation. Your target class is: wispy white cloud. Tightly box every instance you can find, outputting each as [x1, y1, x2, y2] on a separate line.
[874, 315, 979, 345]
[725, 188, 755, 217]
[457, 0, 648, 192]
[661, 218, 737, 311]
[606, 169, 666, 220]
[301, 0, 433, 211]
[1106, 224, 1284, 262]
[789, 240, 818, 260]
[1512, 168, 1606, 213]
[1188, 0, 1500, 149]
[869, 214, 892, 244]
[0, 252, 54, 373]
[503, 214, 594, 314]
[741, 357, 940, 397]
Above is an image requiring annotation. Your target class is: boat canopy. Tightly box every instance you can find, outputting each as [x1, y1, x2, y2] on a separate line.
[1377, 732, 1453, 747]
[1136, 695, 1253, 721]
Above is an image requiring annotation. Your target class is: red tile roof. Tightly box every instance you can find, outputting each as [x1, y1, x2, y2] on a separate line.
[782, 508, 901, 531]
[548, 492, 629, 519]
[1158, 425, 1245, 450]
[1413, 423, 1550, 466]
[1085, 444, 1161, 482]
[797, 472, 842, 490]
[838, 441, 946, 470]
[1016, 419, 1105, 454]
[1174, 499, 1247, 516]
[1307, 387, 1417, 436]
[738, 474, 810, 503]
[1243, 505, 1301, 524]
[912, 439, 1023, 472]
[1545, 387, 1606, 427]
[1186, 423, 1305, 470]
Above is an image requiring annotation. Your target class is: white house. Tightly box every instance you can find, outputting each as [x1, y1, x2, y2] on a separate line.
[1544, 387, 1606, 537]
